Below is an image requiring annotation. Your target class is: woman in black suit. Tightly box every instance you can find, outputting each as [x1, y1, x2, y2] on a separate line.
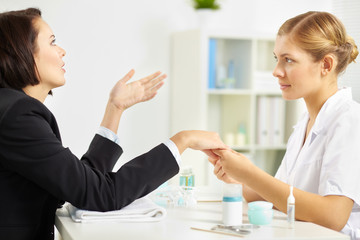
[0, 8, 226, 240]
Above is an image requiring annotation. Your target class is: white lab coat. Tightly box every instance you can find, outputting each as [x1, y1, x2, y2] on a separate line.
[275, 88, 360, 240]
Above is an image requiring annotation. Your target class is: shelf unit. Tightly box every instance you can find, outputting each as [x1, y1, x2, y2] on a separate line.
[170, 29, 301, 189]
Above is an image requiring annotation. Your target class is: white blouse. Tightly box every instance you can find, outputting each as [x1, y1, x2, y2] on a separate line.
[275, 88, 360, 240]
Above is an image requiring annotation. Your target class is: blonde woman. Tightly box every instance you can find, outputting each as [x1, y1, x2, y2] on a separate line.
[211, 11, 359, 239]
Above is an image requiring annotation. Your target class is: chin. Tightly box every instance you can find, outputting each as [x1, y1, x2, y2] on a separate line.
[281, 92, 298, 101]
[52, 80, 66, 89]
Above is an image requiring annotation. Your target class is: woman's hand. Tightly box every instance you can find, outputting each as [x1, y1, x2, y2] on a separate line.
[211, 149, 254, 183]
[208, 151, 240, 184]
[109, 69, 166, 111]
[170, 130, 228, 158]
[100, 69, 165, 134]
[213, 159, 241, 184]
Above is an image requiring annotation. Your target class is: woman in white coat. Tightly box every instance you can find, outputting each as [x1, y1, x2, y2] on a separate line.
[210, 11, 359, 239]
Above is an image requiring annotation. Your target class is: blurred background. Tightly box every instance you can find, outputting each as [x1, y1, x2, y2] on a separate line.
[1, 0, 359, 189]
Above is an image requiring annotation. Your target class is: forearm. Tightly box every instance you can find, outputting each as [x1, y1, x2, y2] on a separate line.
[243, 184, 265, 203]
[241, 166, 352, 231]
[100, 101, 124, 134]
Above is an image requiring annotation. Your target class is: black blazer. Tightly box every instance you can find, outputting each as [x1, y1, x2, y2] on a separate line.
[0, 88, 179, 240]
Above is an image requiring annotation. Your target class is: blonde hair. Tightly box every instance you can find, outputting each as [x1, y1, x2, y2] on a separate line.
[278, 11, 359, 74]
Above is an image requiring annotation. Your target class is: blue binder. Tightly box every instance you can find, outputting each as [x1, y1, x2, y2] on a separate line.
[208, 39, 217, 89]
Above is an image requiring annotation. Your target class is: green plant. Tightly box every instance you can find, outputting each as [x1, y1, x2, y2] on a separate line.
[193, 0, 220, 10]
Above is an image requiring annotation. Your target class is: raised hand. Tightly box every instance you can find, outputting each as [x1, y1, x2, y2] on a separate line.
[109, 69, 166, 111]
[101, 69, 166, 134]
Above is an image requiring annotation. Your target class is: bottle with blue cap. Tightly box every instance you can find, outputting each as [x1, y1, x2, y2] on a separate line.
[222, 183, 243, 226]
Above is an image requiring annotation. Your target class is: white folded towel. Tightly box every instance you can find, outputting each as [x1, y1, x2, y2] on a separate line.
[67, 197, 167, 223]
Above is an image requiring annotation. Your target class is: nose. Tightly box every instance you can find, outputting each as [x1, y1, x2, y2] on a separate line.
[272, 62, 284, 78]
[57, 45, 66, 57]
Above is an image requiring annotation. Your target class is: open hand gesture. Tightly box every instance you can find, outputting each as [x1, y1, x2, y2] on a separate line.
[109, 69, 166, 111]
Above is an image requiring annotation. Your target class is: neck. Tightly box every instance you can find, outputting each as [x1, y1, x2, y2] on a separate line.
[22, 85, 49, 103]
[304, 81, 338, 122]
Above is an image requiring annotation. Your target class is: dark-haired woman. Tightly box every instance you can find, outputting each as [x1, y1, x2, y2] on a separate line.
[0, 8, 227, 240]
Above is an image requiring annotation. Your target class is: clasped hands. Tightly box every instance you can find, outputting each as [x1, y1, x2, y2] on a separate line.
[208, 148, 254, 184]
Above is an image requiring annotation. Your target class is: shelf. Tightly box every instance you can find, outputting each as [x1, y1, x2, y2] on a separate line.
[230, 145, 252, 152]
[254, 145, 287, 150]
[208, 88, 283, 96]
[207, 89, 252, 95]
[254, 90, 282, 96]
[230, 145, 287, 152]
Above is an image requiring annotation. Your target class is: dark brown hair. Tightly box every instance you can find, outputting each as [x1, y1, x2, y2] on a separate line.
[278, 11, 358, 75]
[0, 8, 42, 90]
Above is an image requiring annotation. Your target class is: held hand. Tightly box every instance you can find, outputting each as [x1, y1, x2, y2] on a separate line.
[170, 130, 229, 158]
[109, 69, 166, 111]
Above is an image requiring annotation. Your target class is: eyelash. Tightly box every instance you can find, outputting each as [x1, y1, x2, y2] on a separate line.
[51, 39, 56, 46]
[273, 56, 294, 63]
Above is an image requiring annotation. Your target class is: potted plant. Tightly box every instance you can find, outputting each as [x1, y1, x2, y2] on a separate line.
[192, 0, 221, 28]
[193, 0, 220, 10]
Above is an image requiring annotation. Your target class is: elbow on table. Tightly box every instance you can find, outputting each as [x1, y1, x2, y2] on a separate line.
[314, 195, 353, 232]
[326, 219, 347, 232]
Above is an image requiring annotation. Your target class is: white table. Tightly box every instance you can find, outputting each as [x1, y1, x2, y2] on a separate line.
[55, 199, 349, 240]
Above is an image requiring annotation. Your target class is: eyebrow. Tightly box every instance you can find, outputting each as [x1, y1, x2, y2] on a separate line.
[273, 52, 294, 58]
[50, 34, 55, 39]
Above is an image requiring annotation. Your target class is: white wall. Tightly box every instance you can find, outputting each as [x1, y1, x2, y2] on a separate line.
[0, 0, 332, 171]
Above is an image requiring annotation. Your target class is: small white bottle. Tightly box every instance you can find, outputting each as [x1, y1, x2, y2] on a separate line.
[287, 185, 295, 228]
[222, 183, 243, 226]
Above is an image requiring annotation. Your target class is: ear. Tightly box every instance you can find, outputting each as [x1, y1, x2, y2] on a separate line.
[321, 54, 335, 76]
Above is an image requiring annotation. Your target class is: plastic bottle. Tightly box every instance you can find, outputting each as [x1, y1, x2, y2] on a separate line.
[287, 185, 295, 228]
[179, 166, 195, 188]
[222, 183, 243, 226]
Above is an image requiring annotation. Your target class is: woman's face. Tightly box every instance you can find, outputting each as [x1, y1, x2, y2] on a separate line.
[273, 35, 322, 101]
[33, 18, 66, 91]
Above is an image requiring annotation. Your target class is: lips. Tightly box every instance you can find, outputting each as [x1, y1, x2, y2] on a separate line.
[279, 83, 291, 90]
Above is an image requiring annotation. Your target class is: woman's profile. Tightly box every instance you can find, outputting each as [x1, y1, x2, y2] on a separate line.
[0, 8, 227, 240]
[211, 11, 359, 240]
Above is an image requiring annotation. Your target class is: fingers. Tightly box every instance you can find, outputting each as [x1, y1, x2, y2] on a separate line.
[212, 149, 226, 157]
[208, 153, 218, 166]
[214, 160, 227, 181]
[147, 79, 165, 93]
[143, 73, 167, 90]
[140, 71, 162, 83]
[142, 81, 165, 101]
[213, 160, 221, 175]
[119, 69, 135, 83]
[202, 149, 219, 161]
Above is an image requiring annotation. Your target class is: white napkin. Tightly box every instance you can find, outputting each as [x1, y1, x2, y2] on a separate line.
[67, 197, 167, 223]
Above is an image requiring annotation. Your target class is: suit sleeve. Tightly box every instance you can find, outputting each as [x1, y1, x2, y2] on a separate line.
[0, 98, 179, 211]
[81, 134, 123, 173]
